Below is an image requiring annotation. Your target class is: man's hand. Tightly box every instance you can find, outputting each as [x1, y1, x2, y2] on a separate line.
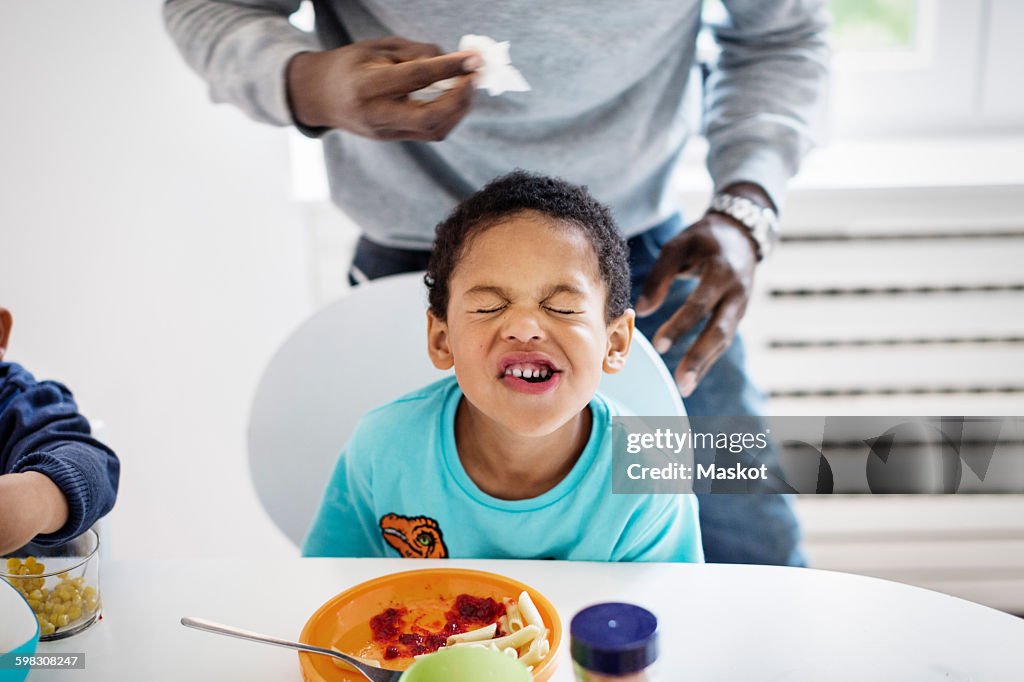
[635, 184, 773, 397]
[287, 37, 481, 141]
[0, 472, 69, 555]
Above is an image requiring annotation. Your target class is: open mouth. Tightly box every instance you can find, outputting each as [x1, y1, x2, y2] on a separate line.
[498, 356, 563, 394]
[502, 363, 558, 384]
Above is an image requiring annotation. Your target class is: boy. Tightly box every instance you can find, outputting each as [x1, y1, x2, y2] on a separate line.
[303, 172, 701, 561]
[0, 306, 120, 554]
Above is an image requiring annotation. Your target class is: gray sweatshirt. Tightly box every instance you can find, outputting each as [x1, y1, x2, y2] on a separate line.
[164, 0, 829, 249]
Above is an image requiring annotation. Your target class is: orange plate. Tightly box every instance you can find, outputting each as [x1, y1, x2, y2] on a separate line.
[299, 568, 562, 682]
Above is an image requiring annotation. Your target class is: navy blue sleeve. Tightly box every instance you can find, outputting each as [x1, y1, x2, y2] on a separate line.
[0, 363, 120, 546]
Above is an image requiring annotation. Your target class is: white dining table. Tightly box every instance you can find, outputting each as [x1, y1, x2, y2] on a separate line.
[29, 558, 1023, 681]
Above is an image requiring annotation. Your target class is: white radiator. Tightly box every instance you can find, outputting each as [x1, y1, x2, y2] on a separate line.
[741, 183, 1024, 614]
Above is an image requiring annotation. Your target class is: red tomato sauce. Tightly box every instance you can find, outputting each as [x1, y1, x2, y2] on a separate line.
[369, 594, 505, 659]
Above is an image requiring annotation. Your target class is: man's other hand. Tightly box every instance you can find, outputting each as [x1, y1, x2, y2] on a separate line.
[635, 184, 773, 397]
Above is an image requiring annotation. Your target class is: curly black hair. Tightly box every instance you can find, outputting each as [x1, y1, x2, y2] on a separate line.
[426, 171, 630, 322]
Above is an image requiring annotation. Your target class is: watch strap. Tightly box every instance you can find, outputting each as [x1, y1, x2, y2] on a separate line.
[708, 192, 779, 261]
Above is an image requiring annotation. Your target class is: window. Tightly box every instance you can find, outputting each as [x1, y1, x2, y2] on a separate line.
[701, 0, 1023, 138]
[830, 0, 917, 51]
[828, 0, 1023, 136]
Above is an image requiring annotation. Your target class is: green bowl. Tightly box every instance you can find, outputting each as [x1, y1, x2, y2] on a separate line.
[399, 646, 532, 682]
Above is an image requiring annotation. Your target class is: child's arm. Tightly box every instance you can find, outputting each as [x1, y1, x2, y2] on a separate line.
[0, 367, 120, 551]
[302, 445, 380, 557]
[0, 472, 69, 555]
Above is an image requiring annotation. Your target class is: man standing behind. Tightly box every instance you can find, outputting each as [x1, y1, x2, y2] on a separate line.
[163, 0, 829, 565]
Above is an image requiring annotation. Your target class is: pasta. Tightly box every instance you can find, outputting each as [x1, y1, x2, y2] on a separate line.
[342, 590, 552, 673]
[439, 591, 551, 672]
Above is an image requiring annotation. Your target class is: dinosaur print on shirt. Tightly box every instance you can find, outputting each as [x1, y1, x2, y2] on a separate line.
[380, 513, 448, 558]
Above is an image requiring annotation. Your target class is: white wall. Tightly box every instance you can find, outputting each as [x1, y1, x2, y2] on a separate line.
[0, 2, 311, 558]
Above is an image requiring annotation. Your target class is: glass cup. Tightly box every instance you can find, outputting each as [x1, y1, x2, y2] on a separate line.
[1, 528, 101, 640]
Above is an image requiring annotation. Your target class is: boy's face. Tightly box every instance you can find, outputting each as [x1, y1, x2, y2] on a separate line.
[427, 212, 634, 437]
[0, 307, 11, 361]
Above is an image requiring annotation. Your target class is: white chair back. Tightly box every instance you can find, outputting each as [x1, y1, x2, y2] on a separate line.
[248, 273, 684, 546]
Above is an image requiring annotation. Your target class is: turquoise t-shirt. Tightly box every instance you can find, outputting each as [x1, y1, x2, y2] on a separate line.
[302, 377, 702, 562]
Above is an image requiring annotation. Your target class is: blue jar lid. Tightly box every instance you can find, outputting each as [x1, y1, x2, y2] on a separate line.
[570, 602, 658, 675]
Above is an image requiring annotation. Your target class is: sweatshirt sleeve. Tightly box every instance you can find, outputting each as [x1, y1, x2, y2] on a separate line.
[0, 368, 121, 547]
[162, 0, 322, 126]
[703, 0, 831, 209]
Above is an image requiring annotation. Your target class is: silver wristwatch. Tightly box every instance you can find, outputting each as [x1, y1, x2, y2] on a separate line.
[708, 192, 779, 261]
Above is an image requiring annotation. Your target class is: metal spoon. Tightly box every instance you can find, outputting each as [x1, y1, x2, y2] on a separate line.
[180, 616, 403, 682]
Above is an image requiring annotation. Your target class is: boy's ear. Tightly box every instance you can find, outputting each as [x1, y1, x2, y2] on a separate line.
[603, 308, 635, 374]
[0, 307, 11, 361]
[426, 310, 454, 370]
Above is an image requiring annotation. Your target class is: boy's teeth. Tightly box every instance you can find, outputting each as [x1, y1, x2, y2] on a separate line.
[504, 363, 555, 379]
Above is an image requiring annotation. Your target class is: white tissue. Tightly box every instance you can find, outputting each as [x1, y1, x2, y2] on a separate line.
[459, 34, 531, 96]
[416, 34, 531, 98]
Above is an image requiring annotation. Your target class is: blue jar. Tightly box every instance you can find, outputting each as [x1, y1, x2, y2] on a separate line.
[570, 602, 658, 681]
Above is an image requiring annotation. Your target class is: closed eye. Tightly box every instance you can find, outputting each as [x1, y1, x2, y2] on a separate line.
[473, 305, 506, 314]
[544, 306, 582, 315]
